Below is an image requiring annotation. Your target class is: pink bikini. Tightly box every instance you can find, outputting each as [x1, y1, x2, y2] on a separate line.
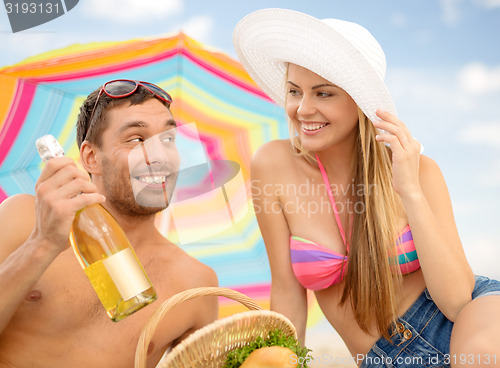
[290, 155, 420, 291]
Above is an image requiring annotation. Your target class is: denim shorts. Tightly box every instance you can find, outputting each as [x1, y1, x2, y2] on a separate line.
[360, 275, 500, 368]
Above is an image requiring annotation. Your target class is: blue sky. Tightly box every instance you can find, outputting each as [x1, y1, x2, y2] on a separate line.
[1, 0, 500, 280]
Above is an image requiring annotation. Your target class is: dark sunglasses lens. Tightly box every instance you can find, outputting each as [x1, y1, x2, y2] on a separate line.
[104, 80, 138, 97]
[142, 82, 172, 103]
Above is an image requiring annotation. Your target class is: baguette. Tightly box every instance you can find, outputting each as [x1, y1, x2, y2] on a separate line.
[239, 346, 298, 368]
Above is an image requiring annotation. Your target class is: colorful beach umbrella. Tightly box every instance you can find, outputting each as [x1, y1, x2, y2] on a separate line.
[0, 32, 281, 303]
[0, 33, 324, 324]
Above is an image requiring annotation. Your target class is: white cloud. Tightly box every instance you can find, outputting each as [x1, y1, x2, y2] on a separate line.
[439, 0, 462, 26]
[0, 32, 77, 66]
[459, 63, 500, 95]
[413, 29, 434, 45]
[177, 15, 215, 45]
[462, 234, 500, 279]
[390, 13, 408, 28]
[81, 0, 183, 23]
[477, 158, 500, 186]
[386, 67, 471, 116]
[452, 198, 487, 216]
[455, 116, 500, 189]
[474, 0, 500, 8]
[458, 122, 500, 147]
[0, 8, 11, 32]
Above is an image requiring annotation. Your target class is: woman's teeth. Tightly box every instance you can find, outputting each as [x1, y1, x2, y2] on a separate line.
[139, 176, 166, 185]
[302, 123, 327, 131]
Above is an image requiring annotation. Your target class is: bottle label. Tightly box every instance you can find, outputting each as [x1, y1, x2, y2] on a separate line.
[102, 248, 151, 301]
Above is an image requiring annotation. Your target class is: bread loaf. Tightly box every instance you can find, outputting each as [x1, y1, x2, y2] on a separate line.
[239, 346, 298, 368]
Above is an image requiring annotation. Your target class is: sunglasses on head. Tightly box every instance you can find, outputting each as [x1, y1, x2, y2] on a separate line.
[85, 79, 173, 140]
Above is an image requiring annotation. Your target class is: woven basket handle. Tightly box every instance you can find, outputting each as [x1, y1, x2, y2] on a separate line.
[135, 287, 263, 368]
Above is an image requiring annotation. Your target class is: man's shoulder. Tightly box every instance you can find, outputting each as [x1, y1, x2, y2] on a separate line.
[154, 241, 218, 287]
[0, 193, 35, 212]
[0, 193, 36, 228]
[174, 245, 218, 287]
[0, 194, 36, 261]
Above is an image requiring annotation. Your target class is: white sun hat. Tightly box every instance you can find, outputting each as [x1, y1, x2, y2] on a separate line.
[233, 8, 396, 124]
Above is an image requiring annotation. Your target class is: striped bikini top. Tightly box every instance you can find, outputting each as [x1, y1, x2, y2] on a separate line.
[290, 155, 420, 291]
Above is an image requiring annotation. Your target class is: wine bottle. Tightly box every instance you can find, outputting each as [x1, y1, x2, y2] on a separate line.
[35, 135, 157, 322]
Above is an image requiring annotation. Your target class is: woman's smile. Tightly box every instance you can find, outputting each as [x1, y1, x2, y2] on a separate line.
[300, 121, 330, 135]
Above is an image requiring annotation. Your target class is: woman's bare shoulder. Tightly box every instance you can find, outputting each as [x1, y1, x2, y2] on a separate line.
[251, 139, 297, 175]
[418, 154, 445, 185]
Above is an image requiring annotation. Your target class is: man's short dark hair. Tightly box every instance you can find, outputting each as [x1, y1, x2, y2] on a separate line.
[76, 85, 171, 149]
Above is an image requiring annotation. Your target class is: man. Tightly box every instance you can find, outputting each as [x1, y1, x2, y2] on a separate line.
[0, 80, 218, 367]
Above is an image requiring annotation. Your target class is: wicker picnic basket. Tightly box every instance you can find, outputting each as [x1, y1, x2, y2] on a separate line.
[135, 287, 297, 368]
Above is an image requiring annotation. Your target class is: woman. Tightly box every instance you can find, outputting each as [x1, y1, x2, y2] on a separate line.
[233, 8, 500, 367]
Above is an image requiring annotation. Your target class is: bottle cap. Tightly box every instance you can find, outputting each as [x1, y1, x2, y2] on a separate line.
[36, 135, 65, 162]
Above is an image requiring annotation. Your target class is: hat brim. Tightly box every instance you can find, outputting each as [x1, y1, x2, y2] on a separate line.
[233, 8, 396, 123]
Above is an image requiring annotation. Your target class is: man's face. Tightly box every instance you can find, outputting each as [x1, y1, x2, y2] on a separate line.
[97, 98, 180, 217]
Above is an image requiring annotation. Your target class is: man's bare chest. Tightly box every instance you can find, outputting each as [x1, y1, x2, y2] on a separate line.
[2, 245, 195, 367]
[14, 248, 111, 331]
[16, 245, 179, 328]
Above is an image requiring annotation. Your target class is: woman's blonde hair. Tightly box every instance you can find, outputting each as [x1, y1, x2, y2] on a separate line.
[290, 108, 404, 338]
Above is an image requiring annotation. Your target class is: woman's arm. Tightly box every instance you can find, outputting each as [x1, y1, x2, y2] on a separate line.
[401, 155, 474, 321]
[374, 110, 474, 321]
[251, 141, 308, 342]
